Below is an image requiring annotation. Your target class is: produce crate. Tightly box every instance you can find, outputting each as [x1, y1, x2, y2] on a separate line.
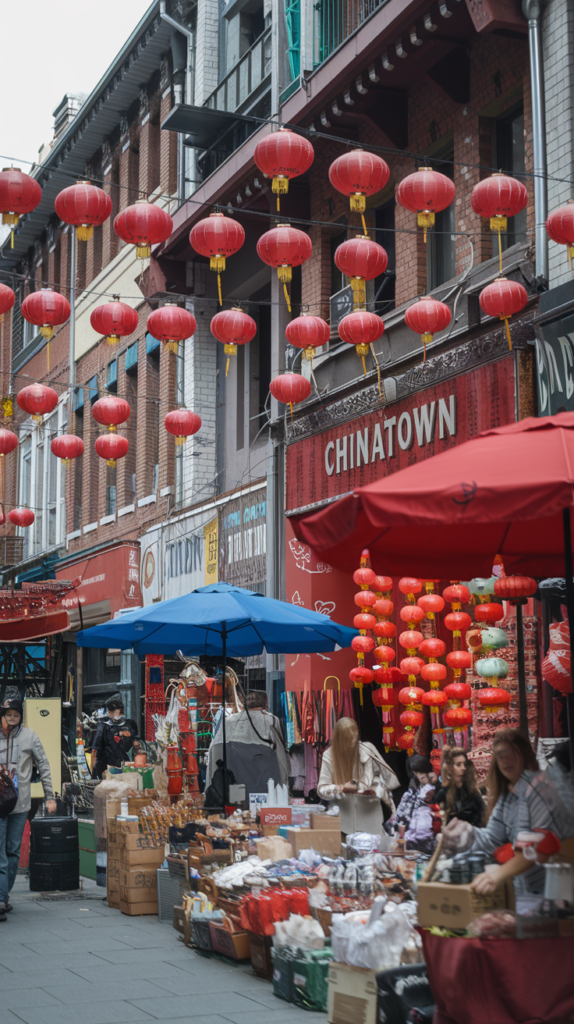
[209, 923, 250, 960]
[190, 918, 213, 951]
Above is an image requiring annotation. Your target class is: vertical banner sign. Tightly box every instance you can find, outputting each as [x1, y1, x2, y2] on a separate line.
[204, 517, 219, 585]
[535, 319, 574, 416]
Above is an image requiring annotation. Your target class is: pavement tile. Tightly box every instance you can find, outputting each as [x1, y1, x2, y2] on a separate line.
[41, 980, 174, 1004]
[93, 948, 192, 965]
[0, 1011, 31, 1024]
[68, 963, 199, 984]
[218, 1013, 326, 1024]
[9, 1003, 154, 1024]
[126, 994, 273, 1019]
[0, 992, 64, 1011]
[20, 938, 133, 955]
[2, 969, 92, 989]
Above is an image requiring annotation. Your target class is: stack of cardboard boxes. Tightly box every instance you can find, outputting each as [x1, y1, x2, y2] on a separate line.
[107, 818, 165, 916]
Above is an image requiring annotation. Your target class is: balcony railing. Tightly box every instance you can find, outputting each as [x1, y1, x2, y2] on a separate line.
[205, 27, 272, 114]
[313, 0, 387, 67]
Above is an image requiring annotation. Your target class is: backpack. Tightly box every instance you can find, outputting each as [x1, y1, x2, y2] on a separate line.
[0, 732, 18, 818]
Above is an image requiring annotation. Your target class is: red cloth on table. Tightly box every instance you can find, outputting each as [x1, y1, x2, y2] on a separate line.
[420, 929, 574, 1024]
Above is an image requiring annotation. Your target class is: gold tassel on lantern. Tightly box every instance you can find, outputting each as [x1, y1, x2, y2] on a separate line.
[351, 276, 366, 308]
[136, 244, 151, 259]
[277, 265, 293, 312]
[210, 255, 226, 306]
[417, 210, 435, 243]
[272, 175, 289, 212]
[77, 224, 93, 242]
[224, 342, 236, 376]
[421, 332, 432, 362]
[356, 343, 369, 377]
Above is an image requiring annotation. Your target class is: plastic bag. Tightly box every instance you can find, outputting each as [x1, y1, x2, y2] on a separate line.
[273, 913, 325, 949]
[332, 897, 413, 971]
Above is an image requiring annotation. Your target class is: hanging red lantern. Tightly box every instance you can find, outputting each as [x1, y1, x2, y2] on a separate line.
[269, 373, 312, 416]
[210, 307, 257, 375]
[397, 732, 416, 752]
[17, 383, 58, 421]
[373, 620, 396, 640]
[92, 396, 130, 431]
[54, 181, 112, 241]
[399, 605, 425, 625]
[0, 429, 17, 456]
[421, 662, 447, 683]
[405, 297, 451, 361]
[353, 567, 375, 587]
[352, 635, 376, 655]
[354, 590, 377, 608]
[338, 310, 384, 374]
[114, 200, 173, 259]
[372, 686, 398, 709]
[444, 707, 472, 729]
[471, 173, 528, 233]
[422, 689, 448, 712]
[399, 629, 423, 650]
[494, 575, 537, 604]
[90, 298, 139, 345]
[399, 685, 424, 705]
[354, 612, 376, 631]
[21, 289, 70, 340]
[164, 410, 201, 446]
[334, 236, 388, 308]
[446, 651, 472, 673]
[443, 583, 470, 608]
[0, 283, 15, 322]
[51, 434, 84, 466]
[375, 666, 402, 686]
[444, 611, 472, 634]
[349, 664, 374, 703]
[95, 433, 129, 468]
[396, 167, 456, 241]
[546, 202, 574, 268]
[477, 687, 511, 713]
[444, 681, 472, 704]
[329, 151, 390, 229]
[400, 709, 423, 729]
[0, 168, 41, 230]
[479, 277, 528, 352]
[373, 574, 393, 592]
[285, 315, 330, 363]
[475, 602, 505, 624]
[374, 598, 394, 618]
[8, 508, 34, 527]
[147, 305, 196, 354]
[254, 127, 314, 210]
[190, 212, 245, 305]
[419, 638, 446, 659]
[257, 225, 312, 312]
[418, 593, 445, 616]
[374, 645, 396, 664]
[399, 577, 423, 598]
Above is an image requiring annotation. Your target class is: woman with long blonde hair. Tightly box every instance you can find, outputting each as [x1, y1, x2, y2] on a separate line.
[318, 717, 399, 837]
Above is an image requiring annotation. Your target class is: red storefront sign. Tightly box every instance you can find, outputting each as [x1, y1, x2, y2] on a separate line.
[285, 358, 516, 515]
[56, 541, 141, 629]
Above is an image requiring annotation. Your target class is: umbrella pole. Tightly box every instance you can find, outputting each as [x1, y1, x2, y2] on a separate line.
[561, 509, 574, 776]
[221, 622, 228, 812]
[515, 603, 528, 735]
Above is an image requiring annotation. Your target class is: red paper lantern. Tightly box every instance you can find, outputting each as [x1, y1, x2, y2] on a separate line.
[334, 236, 388, 308]
[90, 299, 139, 345]
[164, 410, 201, 446]
[422, 689, 448, 710]
[210, 308, 257, 375]
[494, 575, 537, 604]
[0, 283, 15, 321]
[354, 612, 376, 631]
[0, 168, 41, 227]
[51, 435, 84, 465]
[444, 707, 472, 729]
[286, 315, 330, 363]
[446, 651, 473, 672]
[352, 635, 376, 654]
[349, 665, 374, 685]
[254, 127, 314, 208]
[443, 583, 471, 606]
[475, 602, 504, 624]
[147, 305, 196, 354]
[95, 433, 129, 467]
[400, 709, 423, 729]
[21, 289, 70, 340]
[17, 383, 58, 420]
[399, 630, 423, 650]
[190, 212, 245, 303]
[471, 173, 528, 232]
[353, 567, 375, 587]
[418, 593, 445, 616]
[257, 225, 312, 311]
[0, 429, 17, 456]
[373, 620, 396, 640]
[397, 732, 416, 752]
[374, 645, 396, 664]
[405, 297, 451, 361]
[396, 167, 456, 240]
[372, 686, 398, 708]
[400, 605, 425, 624]
[114, 200, 173, 258]
[338, 310, 384, 372]
[354, 590, 377, 608]
[329, 151, 390, 220]
[444, 681, 472, 703]
[477, 687, 511, 713]
[444, 611, 472, 633]
[418, 638, 446, 659]
[373, 575, 393, 592]
[54, 180, 112, 240]
[399, 683, 424, 705]
[375, 667, 403, 686]
[269, 373, 312, 414]
[92, 396, 130, 434]
[399, 577, 422, 596]
[421, 662, 447, 683]
[542, 620, 572, 696]
[375, 598, 394, 618]
[479, 277, 528, 351]
[8, 508, 34, 527]
[546, 202, 574, 267]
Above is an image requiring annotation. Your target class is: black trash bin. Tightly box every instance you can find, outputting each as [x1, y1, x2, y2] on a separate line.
[376, 963, 434, 1024]
[29, 803, 79, 892]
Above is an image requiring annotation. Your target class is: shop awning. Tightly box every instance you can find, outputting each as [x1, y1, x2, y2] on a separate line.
[55, 540, 142, 631]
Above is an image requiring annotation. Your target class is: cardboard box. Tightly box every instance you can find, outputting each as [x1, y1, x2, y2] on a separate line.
[119, 884, 157, 904]
[417, 881, 507, 930]
[128, 796, 154, 814]
[107, 858, 120, 880]
[107, 895, 120, 909]
[285, 828, 341, 859]
[327, 963, 378, 1024]
[260, 807, 292, 827]
[117, 820, 139, 834]
[119, 866, 157, 890]
[262, 825, 279, 837]
[120, 847, 166, 868]
[106, 799, 121, 820]
[119, 898, 158, 916]
[107, 876, 120, 896]
[118, 832, 164, 852]
[209, 922, 251, 960]
[311, 812, 340, 832]
[173, 906, 185, 934]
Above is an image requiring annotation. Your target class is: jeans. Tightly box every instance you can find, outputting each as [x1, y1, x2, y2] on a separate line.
[0, 811, 28, 904]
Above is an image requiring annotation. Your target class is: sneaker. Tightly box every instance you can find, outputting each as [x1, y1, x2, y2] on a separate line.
[0, 903, 7, 922]
[5, 902, 12, 912]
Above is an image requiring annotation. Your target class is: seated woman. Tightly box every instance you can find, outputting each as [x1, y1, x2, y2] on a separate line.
[389, 755, 437, 834]
[317, 717, 399, 839]
[435, 748, 485, 827]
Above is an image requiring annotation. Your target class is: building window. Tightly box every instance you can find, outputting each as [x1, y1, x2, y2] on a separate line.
[105, 650, 121, 670]
[428, 157, 456, 291]
[106, 465, 117, 516]
[330, 226, 347, 297]
[18, 401, 67, 558]
[374, 200, 395, 313]
[494, 104, 526, 251]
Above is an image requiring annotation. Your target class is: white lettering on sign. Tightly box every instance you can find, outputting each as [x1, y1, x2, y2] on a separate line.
[325, 395, 457, 476]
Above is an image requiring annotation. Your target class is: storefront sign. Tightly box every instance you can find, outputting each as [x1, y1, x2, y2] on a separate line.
[535, 316, 574, 416]
[56, 542, 141, 628]
[285, 359, 516, 514]
[204, 517, 218, 584]
[139, 508, 218, 606]
[218, 486, 266, 592]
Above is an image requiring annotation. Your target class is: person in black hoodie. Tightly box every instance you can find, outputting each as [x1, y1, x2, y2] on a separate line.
[91, 697, 139, 779]
[435, 748, 485, 827]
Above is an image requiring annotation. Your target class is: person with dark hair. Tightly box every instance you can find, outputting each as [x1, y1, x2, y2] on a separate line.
[91, 697, 139, 779]
[390, 754, 438, 834]
[0, 699, 55, 921]
[435, 749, 485, 827]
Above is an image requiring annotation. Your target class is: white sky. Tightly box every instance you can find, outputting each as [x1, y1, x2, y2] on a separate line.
[0, 0, 154, 168]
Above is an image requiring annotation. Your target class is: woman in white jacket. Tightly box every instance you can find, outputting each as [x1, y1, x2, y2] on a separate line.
[317, 717, 399, 838]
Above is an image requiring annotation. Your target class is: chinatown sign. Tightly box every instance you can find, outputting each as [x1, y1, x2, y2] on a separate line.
[285, 358, 516, 515]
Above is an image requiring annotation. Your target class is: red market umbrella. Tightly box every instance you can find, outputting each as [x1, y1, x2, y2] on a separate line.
[292, 411, 574, 758]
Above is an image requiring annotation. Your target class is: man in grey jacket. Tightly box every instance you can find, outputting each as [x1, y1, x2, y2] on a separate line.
[0, 699, 55, 920]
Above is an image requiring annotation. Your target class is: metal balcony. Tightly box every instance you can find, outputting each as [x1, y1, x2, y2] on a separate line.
[205, 27, 272, 114]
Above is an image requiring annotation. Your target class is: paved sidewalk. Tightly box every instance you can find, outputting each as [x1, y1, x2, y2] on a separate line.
[0, 876, 326, 1024]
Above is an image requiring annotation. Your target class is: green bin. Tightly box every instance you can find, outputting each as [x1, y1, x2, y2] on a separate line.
[292, 949, 334, 1012]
